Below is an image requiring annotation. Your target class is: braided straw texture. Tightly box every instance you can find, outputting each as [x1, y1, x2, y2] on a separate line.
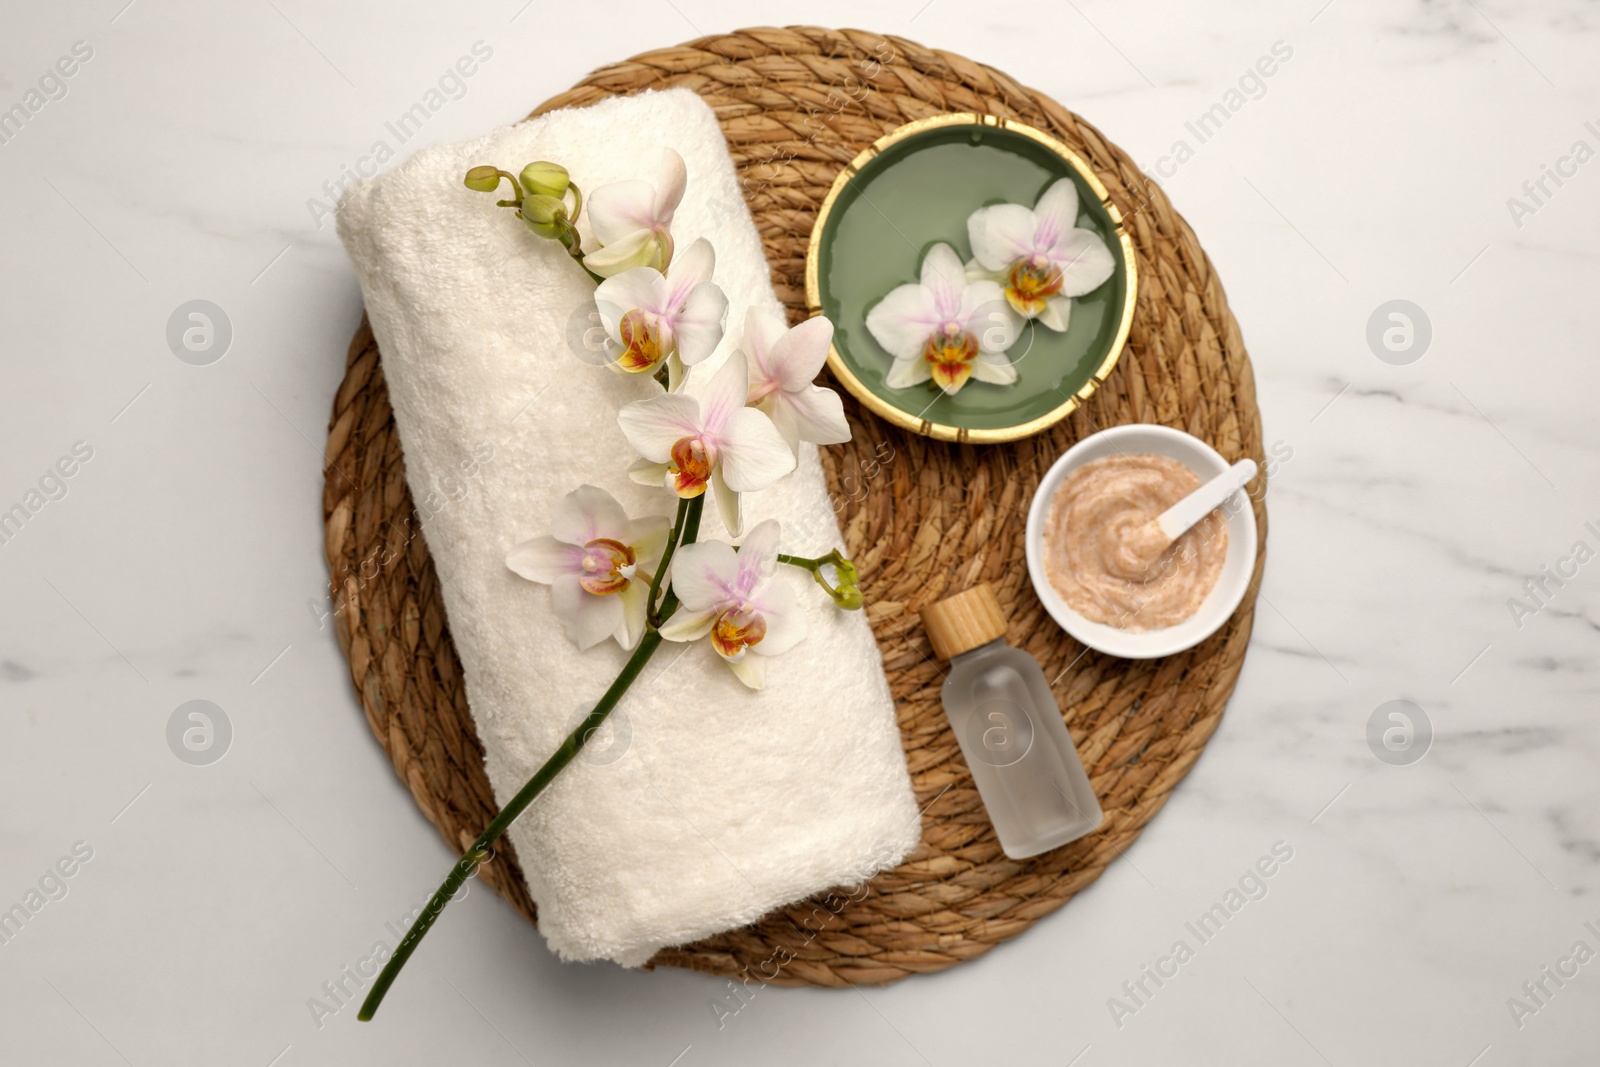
[323, 26, 1266, 987]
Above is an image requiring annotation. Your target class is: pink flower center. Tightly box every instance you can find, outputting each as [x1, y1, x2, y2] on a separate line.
[577, 537, 636, 595]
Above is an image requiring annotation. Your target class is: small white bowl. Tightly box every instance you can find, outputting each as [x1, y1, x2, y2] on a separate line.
[1024, 424, 1258, 659]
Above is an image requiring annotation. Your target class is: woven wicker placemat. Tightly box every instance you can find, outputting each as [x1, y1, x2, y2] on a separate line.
[322, 26, 1267, 986]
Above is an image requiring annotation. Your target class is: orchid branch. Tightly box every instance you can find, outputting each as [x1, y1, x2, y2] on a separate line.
[359, 493, 706, 1022]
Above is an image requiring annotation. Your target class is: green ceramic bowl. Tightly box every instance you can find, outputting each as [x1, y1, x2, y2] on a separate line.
[805, 113, 1137, 444]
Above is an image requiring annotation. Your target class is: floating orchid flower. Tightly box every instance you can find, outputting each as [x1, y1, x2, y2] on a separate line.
[966, 178, 1115, 331]
[739, 307, 850, 454]
[864, 242, 1021, 395]
[617, 357, 794, 536]
[659, 519, 805, 689]
[584, 148, 687, 277]
[505, 485, 670, 651]
[592, 238, 728, 389]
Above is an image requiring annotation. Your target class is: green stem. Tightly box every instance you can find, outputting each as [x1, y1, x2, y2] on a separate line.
[358, 628, 661, 1022]
[566, 181, 584, 227]
[359, 494, 708, 1022]
[648, 495, 703, 627]
[497, 169, 523, 207]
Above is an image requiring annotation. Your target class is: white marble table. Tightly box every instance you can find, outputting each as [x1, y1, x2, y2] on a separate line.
[2, 2, 1597, 1064]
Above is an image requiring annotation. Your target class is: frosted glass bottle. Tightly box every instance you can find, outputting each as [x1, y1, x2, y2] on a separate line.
[922, 585, 1103, 859]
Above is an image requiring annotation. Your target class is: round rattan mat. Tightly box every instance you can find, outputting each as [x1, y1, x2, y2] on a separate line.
[322, 26, 1267, 986]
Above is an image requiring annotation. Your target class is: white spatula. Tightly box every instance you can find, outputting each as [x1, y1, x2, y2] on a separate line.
[1154, 458, 1258, 544]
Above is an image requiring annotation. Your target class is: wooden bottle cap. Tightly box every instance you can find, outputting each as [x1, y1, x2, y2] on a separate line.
[920, 584, 1008, 659]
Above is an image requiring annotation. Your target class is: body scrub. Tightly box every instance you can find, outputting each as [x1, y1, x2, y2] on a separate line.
[1041, 453, 1227, 630]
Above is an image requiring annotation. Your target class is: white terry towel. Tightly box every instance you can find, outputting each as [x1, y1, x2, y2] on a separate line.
[337, 88, 920, 966]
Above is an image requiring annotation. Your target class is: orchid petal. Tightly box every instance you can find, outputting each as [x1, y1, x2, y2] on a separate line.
[970, 351, 1019, 385]
[663, 237, 714, 304]
[885, 356, 933, 389]
[653, 148, 687, 225]
[673, 282, 728, 366]
[1053, 229, 1118, 296]
[717, 407, 795, 492]
[505, 535, 582, 585]
[626, 514, 672, 569]
[698, 356, 748, 434]
[628, 458, 671, 486]
[658, 606, 717, 643]
[919, 243, 969, 318]
[752, 579, 806, 657]
[552, 574, 626, 651]
[764, 385, 850, 452]
[587, 179, 657, 246]
[736, 518, 783, 585]
[617, 578, 650, 649]
[550, 484, 632, 545]
[1032, 178, 1081, 249]
[765, 314, 834, 391]
[663, 352, 689, 393]
[1036, 294, 1072, 332]
[665, 539, 738, 612]
[930, 358, 974, 394]
[617, 394, 702, 461]
[740, 306, 788, 383]
[865, 282, 940, 362]
[584, 229, 666, 277]
[967, 202, 1038, 271]
[711, 467, 742, 535]
[965, 257, 1001, 284]
[725, 651, 766, 689]
[960, 280, 1022, 353]
[594, 268, 665, 341]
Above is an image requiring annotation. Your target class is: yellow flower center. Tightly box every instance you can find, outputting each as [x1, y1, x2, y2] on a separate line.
[617, 309, 663, 373]
[922, 322, 979, 392]
[577, 537, 636, 595]
[668, 436, 713, 498]
[1004, 254, 1064, 317]
[710, 606, 767, 660]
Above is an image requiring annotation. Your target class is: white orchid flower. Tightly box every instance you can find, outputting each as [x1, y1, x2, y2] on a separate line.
[966, 178, 1116, 331]
[864, 242, 1022, 395]
[659, 519, 805, 689]
[617, 357, 795, 536]
[592, 238, 728, 389]
[505, 485, 670, 651]
[739, 307, 851, 455]
[584, 148, 687, 277]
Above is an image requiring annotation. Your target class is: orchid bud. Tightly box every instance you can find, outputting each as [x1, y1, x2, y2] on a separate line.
[520, 161, 570, 199]
[463, 165, 502, 192]
[520, 194, 569, 239]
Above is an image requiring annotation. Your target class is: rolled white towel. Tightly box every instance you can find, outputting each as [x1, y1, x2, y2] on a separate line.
[336, 88, 920, 966]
